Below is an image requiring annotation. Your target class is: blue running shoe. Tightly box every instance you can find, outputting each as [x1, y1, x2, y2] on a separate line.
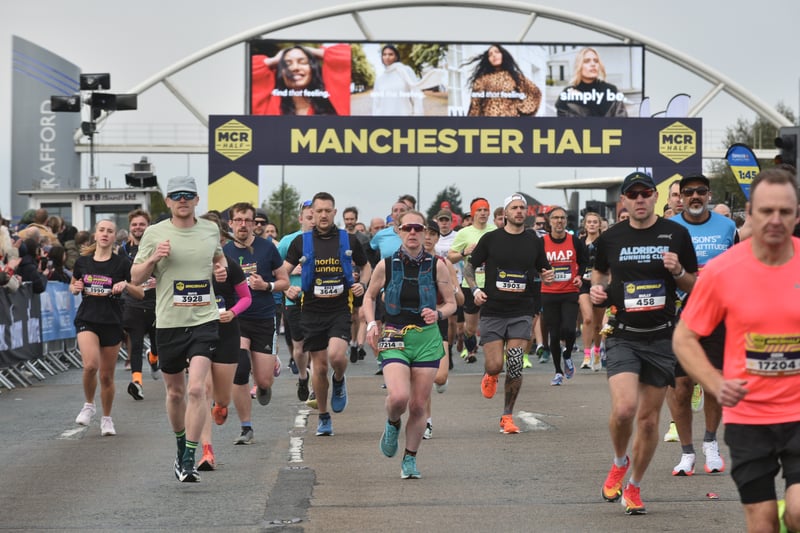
[564, 357, 575, 379]
[331, 375, 348, 413]
[401, 455, 421, 479]
[316, 415, 333, 436]
[380, 420, 400, 457]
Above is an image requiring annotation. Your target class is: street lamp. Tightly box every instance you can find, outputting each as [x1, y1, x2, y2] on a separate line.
[51, 73, 138, 188]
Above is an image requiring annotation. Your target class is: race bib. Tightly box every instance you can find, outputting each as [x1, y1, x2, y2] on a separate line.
[173, 280, 212, 307]
[553, 265, 572, 282]
[744, 333, 800, 376]
[216, 295, 226, 312]
[622, 280, 666, 312]
[377, 324, 405, 351]
[496, 269, 527, 292]
[83, 274, 112, 297]
[313, 275, 344, 298]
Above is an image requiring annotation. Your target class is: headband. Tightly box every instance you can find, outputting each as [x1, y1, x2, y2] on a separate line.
[471, 199, 490, 218]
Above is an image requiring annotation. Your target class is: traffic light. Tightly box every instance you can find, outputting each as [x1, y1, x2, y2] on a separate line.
[775, 126, 798, 172]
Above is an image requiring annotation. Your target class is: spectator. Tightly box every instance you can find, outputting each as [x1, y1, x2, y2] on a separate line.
[17, 238, 47, 293]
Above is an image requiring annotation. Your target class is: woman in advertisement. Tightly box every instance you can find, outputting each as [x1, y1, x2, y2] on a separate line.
[555, 47, 628, 117]
[251, 44, 351, 115]
[466, 44, 542, 117]
[372, 44, 445, 116]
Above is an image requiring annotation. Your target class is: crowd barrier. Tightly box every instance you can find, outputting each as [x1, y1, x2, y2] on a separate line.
[0, 282, 87, 390]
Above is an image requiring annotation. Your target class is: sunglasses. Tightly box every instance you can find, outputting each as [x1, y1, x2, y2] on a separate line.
[681, 186, 709, 197]
[300, 200, 312, 208]
[168, 191, 197, 201]
[254, 220, 268, 226]
[400, 223, 425, 233]
[623, 188, 655, 200]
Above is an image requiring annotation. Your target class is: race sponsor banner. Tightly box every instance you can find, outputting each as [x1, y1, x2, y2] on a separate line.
[725, 143, 760, 200]
[0, 284, 43, 366]
[40, 281, 79, 342]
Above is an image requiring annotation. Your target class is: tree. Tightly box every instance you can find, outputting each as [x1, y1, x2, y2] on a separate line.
[396, 43, 448, 77]
[265, 182, 301, 236]
[426, 184, 464, 221]
[707, 102, 797, 211]
[350, 44, 375, 92]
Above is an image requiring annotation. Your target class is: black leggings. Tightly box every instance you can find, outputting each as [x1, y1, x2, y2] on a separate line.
[123, 306, 156, 374]
[541, 292, 579, 375]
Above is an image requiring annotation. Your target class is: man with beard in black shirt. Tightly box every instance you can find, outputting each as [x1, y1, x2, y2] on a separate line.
[284, 192, 371, 437]
[590, 172, 697, 515]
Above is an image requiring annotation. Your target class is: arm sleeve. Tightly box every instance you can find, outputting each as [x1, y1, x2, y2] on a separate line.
[229, 281, 253, 317]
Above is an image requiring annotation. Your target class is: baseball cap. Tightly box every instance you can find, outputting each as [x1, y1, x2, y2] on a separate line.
[166, 176, 198, 195]
[254, 209, 269, 221]
[620, 172, 656, 193]
[426, 221, 441, 235]
[678, 173, 710, 190]
[503, 193, 527, 210]
[435, 209, 452, 220]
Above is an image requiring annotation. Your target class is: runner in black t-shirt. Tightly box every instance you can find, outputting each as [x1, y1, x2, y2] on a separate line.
[284, 192, 371, 437]
[590, 172, 698, 515]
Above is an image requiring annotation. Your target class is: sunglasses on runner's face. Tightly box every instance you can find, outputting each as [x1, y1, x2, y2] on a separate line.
[681, 186, 709, 197]
[254, 220, 268, 226]
[623, 188, 655, 200]
[168, 191, 197, 201]
[400, 223, 425, 233]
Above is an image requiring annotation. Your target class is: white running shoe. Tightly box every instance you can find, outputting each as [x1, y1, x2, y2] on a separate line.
[703, 441, 725, 473]
[75, 402, 96, 426]
[434, 380, 448, 394]
[100, 416, 116, 436]
[672, 452, 696, 476]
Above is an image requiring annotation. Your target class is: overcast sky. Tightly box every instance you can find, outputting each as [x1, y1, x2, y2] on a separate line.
[1, 0, 797, 225]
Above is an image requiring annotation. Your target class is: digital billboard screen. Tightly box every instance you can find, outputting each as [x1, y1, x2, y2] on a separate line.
[247, 40, 644, 118]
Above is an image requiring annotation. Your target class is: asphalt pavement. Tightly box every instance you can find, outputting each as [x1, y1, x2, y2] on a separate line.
[0, 348, 747, 532]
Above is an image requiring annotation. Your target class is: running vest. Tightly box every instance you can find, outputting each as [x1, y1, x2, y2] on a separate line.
[542, 233, 581, 294]
[384, 251, 437, 315]
[300, 229, 354, 293]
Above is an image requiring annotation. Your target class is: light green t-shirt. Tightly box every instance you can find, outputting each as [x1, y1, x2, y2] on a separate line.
[449, 224, 497, 288]
[134, 218, 222, 328]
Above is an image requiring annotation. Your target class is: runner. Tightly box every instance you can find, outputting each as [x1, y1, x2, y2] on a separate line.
[131, 176, 227, 482]
[673, 168, 800, 532]
[284, 192, 371, 436]
[466, 194, 553, 433]
[71, 219, 135, 436]
[590, 171, 697, 514]
[363, 210, 456, 478]
[578, 212, 604, 371]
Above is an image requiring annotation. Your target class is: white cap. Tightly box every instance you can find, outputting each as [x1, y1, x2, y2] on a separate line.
[503, 193, 527, 210]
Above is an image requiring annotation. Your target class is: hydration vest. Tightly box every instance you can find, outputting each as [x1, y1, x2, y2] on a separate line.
[300, 229, 354, 293]
[384, 251, 437, 316]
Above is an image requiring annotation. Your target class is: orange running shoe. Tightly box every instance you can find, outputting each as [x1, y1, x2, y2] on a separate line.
[602, 457, 629, 502]
[211, 404, 228, 425]
[197, 444, 216, 471]
[481, 373, 498, 399]
[621, 483, 646, 515]
[499, 414, 520, 434]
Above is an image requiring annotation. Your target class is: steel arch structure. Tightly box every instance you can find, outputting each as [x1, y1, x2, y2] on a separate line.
[82, 0, 790, 146]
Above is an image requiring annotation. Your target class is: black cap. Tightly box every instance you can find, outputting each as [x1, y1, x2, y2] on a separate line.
[254, 209, 269, 222]
[678, 174, 710, 190]
[621, 171, 657, 193]
[425, 220, 440, 235]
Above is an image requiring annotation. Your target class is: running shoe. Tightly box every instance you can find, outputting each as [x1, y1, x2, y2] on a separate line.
[550, 373, 564, 386]
[460, 348, 469, 360]
[289, 357, 299, 375]
[423, 422, 433, 440]
[148, 351, 160, 380]
[672, 453, 696, 476]
[522, 353, 532, 368]
[602, 457, 629, 502]
[211, 404, 228, 425]
[173, 457, 182, 480]
[350, 345, 359, 363]
[621, 484, 646, 515]
[316, 415, 333, 436]
[401, 455, 421, 479]
[179, 459, 200, 483]
[256, 386, 272, 406]
[331, 376, 348, 413]
[466, 353, 477, 364]
[564, 357, 575, 379]
[434, 379, 448, 394]
[197, 444, 216, 471]
[380, 420, 400, 457]
[500, 414, 520, 434]
[358, 347, 366, 360]
[75, 402, 96, 426]
[691, 384, 704, 412]
[234, 427, 254, 445]
[663, 421, 679, 442]
[273, 358, 281, 378]
[127, 381, 144, 401]
[306, 391, 318, 410]
[538, 348, 550, 364]
[100, 416, 116, 436]
[591, 349, 602, 372]
[297, 377, 310, 402]
[581, 355, 592, 369]
[250, 385, 257, 399]
[481, 373, 498, 399]
[702, 441, 725, 473]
